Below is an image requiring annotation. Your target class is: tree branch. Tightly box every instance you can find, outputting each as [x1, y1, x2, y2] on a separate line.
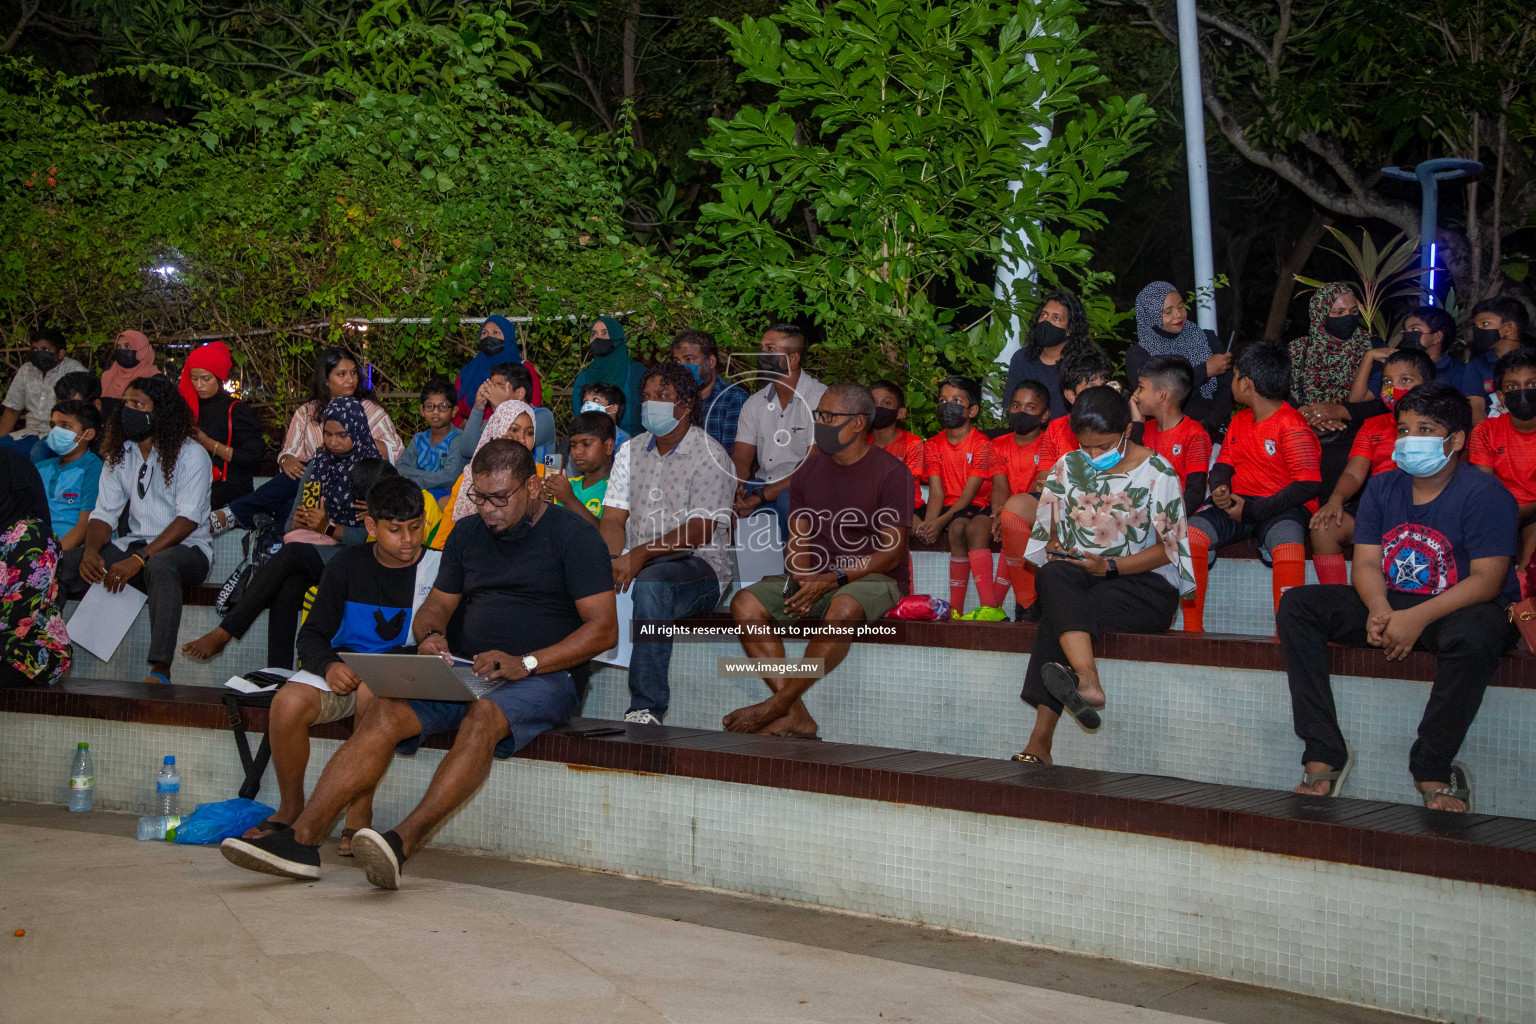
[1, 0, 40, 54]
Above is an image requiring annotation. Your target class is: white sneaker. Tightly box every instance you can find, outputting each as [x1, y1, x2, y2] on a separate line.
[624, 710, 662, 726]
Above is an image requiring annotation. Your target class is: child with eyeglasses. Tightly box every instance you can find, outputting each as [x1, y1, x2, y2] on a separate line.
[395, 380, 463, 501]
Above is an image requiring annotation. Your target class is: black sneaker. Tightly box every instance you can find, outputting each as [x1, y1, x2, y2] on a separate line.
[1015, 601, 1042, 623]
[221, 828, 321, 880]
[351, 828, 407, 890]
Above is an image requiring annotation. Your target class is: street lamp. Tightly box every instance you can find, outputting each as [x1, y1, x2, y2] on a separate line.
[1379, 159, 1482, 305]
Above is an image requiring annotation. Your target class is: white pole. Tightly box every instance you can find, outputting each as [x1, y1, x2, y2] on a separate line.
[1175, 0, 1217, 332]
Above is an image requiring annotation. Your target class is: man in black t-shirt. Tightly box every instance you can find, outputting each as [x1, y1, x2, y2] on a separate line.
[221, 440, 617, 889]
[725, 384, 912, 738]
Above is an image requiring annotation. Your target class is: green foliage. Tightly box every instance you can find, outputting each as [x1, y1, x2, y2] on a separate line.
[1295, 229, 1428, 338]
[0, 19, 693, 422]
[689, 0, 1153, 415]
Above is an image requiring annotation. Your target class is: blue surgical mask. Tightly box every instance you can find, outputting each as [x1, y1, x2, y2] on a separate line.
[580, 400, 609, 415]
[679, 362, 702, 383]
[1086, 434, 1127, 472]
[641, 399, 681, 437]
[1393, 436, 1452, 478]
[44, 425, 80, 455]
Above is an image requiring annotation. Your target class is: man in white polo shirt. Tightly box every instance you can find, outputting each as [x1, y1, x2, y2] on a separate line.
[731, 323, 826, 541]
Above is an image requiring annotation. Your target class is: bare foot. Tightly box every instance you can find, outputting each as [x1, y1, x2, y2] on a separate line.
[242, 819, 290, 840]
[1293, 761, 1336, 797]
[182, 627, 233, 660]
[761, 704, 819, 738]
[724, 698, 789, 734]
[1076, 670, 1107, 709]
[1417, 780, 1468, 812]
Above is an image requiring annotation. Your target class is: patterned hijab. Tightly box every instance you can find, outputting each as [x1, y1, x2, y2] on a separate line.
[1134, 281, 1218, 400]
[308, 397, 379, 528]
[1288, 282, 1371, 406]
[451, 399, 535, 522]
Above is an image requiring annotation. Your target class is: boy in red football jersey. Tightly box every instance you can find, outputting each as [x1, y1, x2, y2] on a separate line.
[1032, 347, 1117, 492]
[1469, 348, 1536, 594]
[869, 379, 925, 513]
[1184, 343, 1322, 632]
[1310, 348, 1434, 584]
[988, 379, 1052, 618]
[914, 375, 1000, 617]
[1131, 354, 1211, 513]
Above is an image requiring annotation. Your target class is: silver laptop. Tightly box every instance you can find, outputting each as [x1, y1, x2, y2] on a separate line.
[339, 652, 504, 701]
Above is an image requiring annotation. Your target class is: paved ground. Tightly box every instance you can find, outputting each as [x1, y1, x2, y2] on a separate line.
[0, 802, 1427, 1024]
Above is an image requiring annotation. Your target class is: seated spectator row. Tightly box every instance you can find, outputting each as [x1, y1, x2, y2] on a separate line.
[2, 293, 1533, 890]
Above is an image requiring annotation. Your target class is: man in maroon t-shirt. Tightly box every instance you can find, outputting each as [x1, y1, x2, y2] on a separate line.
[724, 383, 912, 738]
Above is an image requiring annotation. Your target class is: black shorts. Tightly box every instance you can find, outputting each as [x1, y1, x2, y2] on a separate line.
[941, 503, 989, 521]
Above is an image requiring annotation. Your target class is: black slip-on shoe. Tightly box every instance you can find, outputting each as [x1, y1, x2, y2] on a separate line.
[221, 828, 321, 880]
[351, 828, 407, 890]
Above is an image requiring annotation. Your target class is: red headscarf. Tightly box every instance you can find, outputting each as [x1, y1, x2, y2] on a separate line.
[178, 341, 234, 419]
[101, 329, 160, 399]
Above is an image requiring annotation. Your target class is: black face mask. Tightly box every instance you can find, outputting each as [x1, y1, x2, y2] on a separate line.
[813, 420, 854, 456]
[869, 407, 898, 431]
[1008, 411, 1045, 435]
[1325, 314, 1360, 339]
[1505, 389, 1536, 421]
[1472, 326, 1503, 354]
[757, 352, 790, 377]
[120, 407, 154, 442]
[1398, 331, 1423, 351]
[478, 334, 505, 357]
[937, 401, 968, 430]
[589, 336, 615, 357]
[113, 348, 139, 369]
[29, 349, 57, 372]
[1033, 320, 1067, 349]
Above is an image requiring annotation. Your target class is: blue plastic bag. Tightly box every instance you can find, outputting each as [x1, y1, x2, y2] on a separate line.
[172, 797, 275, 845]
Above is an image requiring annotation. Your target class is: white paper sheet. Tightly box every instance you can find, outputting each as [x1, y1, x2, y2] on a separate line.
[285, 669, 333, 692]
[593, 590, 634, 669]
[223, 677, 276, 694]
[734, 515, 785, 585]
[224, 666, 331, 693]
[67, 583, 148, 662]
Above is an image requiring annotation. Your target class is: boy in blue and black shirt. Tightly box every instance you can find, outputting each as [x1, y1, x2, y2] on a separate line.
[239, 476, 441, 851]
[33, 400, 102, 548]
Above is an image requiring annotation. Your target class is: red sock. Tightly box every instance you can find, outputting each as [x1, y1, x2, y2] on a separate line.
[1313, 552, 1347, 586]
[1184, 526, 1211, 632]
[993, 552, 1013, 605]
[948, 557, 970, 615]
[969, 549, 999, 608]
[1000, 510, 1036, 609]
[1271, 543, 1307, 613]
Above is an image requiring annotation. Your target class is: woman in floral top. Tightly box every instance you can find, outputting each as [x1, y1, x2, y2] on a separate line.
[1, 516, 73, 687]
[1014, 386, 1194, 764]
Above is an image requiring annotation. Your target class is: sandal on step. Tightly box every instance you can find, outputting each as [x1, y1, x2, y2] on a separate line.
[1421, 761, 1474, 813]
[1011, 752, 1047, 765]
[1041, 663, 1101, 730]
[339, 828, 359, 857]
[144, 671, 171, 686]
[1299, 741, 1355, 799]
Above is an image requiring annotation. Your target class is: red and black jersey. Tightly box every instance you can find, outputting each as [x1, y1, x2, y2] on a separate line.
[1469, 414, 1536, 504]
[1348, 411, 1399, 480]
[875, 429, 927, 509]
[925, 428, 998, 508]
[1140, 415, 1212, 488]
[1217, 404, 1321, 510]
[991, 431, 1049, 495]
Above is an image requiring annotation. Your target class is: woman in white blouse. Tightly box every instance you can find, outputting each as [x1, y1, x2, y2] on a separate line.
[1014, 385, 1196, 765]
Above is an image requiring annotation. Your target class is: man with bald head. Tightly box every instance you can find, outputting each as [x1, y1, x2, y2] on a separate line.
[725, 383, 913, 738]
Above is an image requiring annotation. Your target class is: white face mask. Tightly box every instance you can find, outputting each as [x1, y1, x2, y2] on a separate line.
[641, 400, 681, 436]
[580, 401, 609, 415]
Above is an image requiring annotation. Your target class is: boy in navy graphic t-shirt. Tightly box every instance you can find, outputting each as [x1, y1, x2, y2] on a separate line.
[1277, 383, 1518, 813]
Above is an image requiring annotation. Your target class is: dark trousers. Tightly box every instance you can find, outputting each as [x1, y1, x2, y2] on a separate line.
[627, 555, 720, 717]
[1277, 584, 1516, 782]
[220, 542, 326, 669]
[227, 473, 299, 528]
[58, 541, 210, 667]
[1021, 560, 1180, 712]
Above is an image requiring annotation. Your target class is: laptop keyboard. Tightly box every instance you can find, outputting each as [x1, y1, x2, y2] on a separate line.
[454, 665, 503, 698]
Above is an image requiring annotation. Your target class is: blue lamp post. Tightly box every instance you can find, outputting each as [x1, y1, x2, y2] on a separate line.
[1379, 158, 1482, 305]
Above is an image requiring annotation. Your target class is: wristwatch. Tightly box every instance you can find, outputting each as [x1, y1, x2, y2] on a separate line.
[522, 654, 540, 675]
[1104, 558, 1119, 580]
[835, 569, 849, 588]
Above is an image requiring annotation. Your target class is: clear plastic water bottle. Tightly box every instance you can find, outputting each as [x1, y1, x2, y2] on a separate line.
[136, 815, 182, 841]
[68, 742, 94, 812]
[155, 755, 180, 815]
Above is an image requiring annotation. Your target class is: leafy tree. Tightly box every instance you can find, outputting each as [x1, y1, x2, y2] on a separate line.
[689, 0, 1153, 405]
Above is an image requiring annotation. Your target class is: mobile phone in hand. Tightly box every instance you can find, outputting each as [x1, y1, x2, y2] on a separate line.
[300, 480, 321, 508]
[784, 576, 802, 598]
[1047, 548, 1087, 561]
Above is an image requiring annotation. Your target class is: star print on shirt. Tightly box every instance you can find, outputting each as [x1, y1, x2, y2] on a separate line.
[1380, 522, 1457, 595]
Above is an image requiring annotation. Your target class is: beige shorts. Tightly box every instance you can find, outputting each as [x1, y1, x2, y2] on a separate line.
[315, 689, 358, 724]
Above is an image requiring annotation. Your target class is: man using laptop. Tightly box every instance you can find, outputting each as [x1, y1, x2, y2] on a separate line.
[221, 439, 618, 889]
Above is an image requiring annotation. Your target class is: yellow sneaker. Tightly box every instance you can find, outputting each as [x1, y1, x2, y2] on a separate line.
[971, 606, 1009, 622]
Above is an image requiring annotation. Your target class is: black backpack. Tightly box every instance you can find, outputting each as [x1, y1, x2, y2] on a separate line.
[214, 514, 285, 616]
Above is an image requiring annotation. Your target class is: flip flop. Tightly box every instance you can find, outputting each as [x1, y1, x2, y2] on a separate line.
[1299, 741, 1355, 798]
[144, 671, 171, 686]
[1011, 752, 1048, 764]
[1040, 662, 1101, 730]
[338, 827, 359, 857]
[1421, 761, 1475, 812]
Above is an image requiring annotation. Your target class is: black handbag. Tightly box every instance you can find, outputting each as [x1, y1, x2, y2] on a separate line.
[220, 669, 288, 799]
[214, 514, 284, 616]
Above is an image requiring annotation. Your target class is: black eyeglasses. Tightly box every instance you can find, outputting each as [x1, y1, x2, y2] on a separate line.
[812, 410, 861, 425]
[137, 461, 150, 499]
[421, 402, 453, 412]
[466, 488, 514, 508]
